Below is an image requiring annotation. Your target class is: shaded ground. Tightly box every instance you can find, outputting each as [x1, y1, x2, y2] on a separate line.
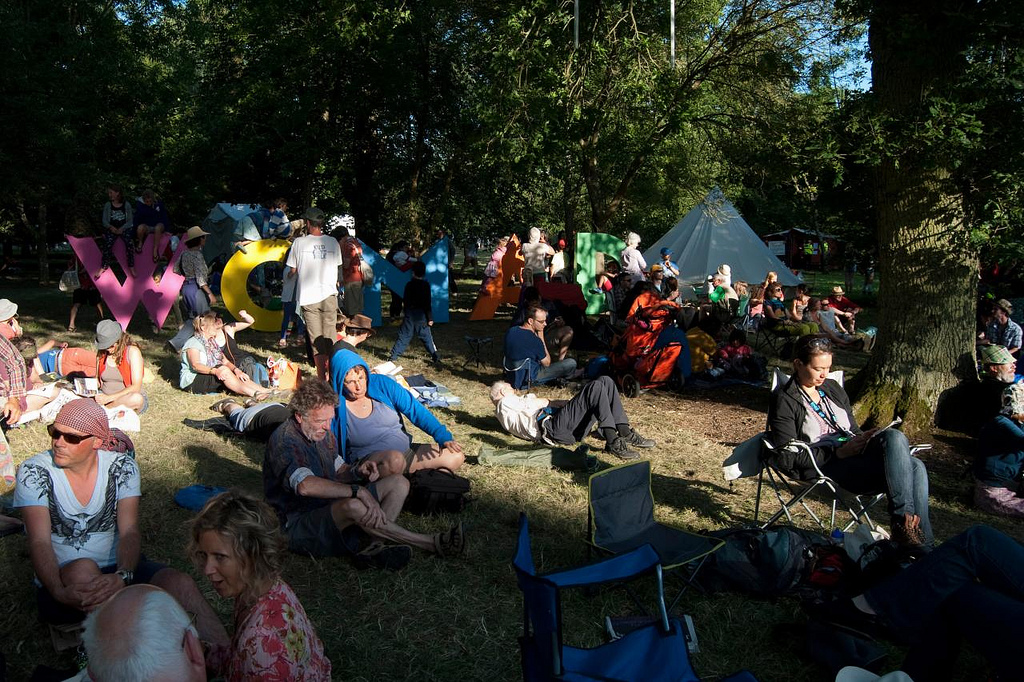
[0, 271, 1014, 682]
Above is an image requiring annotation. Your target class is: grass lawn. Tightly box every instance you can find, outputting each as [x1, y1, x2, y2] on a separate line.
[0, 268, 1010, 681]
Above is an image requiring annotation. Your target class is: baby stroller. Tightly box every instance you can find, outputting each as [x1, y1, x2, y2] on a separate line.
[609, 303, 689, 397]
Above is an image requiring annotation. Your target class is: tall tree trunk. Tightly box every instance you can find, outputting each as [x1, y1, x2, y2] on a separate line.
[850, 2, 977, 434]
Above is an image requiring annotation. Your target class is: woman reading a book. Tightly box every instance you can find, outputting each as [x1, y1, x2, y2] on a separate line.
[93, 320, 147, 412]
[767, 334, 933, 548]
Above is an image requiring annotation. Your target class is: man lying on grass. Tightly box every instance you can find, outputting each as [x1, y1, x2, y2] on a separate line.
[489, 376, 655, 461]
[263, 378, 465, 571]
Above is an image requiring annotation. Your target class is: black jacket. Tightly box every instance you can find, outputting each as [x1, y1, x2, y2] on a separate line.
[767, 377, 861, 480]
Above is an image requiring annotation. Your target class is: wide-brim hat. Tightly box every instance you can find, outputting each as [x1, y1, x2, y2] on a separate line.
[996, 298, 1014, 316]
[832, 285, 845, 296]
[94, 319, 124, 349]
[345, 313, 375, 337]
[0, 299, 18, 322]
[981, 344, 1015, 365]
[184, 225, 209, 242]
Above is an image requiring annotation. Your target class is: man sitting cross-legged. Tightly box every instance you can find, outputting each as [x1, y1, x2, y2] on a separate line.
[13, 399, 228, 650]
[70, 584, 207, 682]
[489, 375, 655, 461]
[263, 378, 465, 571]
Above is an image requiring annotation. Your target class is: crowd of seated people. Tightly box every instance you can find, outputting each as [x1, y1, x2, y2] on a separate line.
[13, 230, 1024, 682]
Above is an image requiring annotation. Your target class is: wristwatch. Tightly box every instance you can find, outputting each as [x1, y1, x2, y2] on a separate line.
[116, 568, 134, 585]
[351, 484, 360, 499]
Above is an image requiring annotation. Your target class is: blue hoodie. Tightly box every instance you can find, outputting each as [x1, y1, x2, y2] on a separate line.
[329, 349, 453, 464]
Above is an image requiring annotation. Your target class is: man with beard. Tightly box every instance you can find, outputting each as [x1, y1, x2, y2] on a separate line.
[263, 379, 465, 570]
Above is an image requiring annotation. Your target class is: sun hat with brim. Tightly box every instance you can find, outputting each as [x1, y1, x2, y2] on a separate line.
[0, 299, 18, 322]
[832, 285, 845, 296]
[345, 313, 375, 337]
[53, 398, 109, 442]
[184, 225, 210, 242]
[996, 298, 1014, 315]
[981, 344, 1015, 365]
[94, 319, 124, 349]
[836, 667, 913, 682]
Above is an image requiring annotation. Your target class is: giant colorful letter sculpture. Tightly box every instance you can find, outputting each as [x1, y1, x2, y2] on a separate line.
[361, 237, 450, 327]
[68, 234, 185, 331]
[575, 232, 626, 314]
[469, 235, 523, 320]
[220, 239, 291, 332]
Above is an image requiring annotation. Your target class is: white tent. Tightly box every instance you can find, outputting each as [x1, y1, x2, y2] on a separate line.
[643, 188, 801, 287]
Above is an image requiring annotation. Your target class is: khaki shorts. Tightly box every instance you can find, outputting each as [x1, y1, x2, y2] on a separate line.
[301, 295, 340, 355]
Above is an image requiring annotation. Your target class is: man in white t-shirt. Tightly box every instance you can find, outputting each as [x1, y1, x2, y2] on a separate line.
[14, 399, 228, 648]
[285, 207, 342, 379]
[521, 227, 554, 285]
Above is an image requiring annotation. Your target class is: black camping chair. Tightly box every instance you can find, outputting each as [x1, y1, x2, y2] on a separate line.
[587, 460, 725, 612]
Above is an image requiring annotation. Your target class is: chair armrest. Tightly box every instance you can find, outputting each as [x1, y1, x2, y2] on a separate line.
[766, 438, 828, 479]
[544, 544, 660, 589]
[910, 443, 931, 456]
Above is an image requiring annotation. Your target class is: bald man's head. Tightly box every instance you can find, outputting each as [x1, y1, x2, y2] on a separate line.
[82, 585, 206, 681]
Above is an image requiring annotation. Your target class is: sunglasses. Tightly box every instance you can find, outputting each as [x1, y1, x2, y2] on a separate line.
[47, 425, 93, 444]
[803, 336, 833, 352]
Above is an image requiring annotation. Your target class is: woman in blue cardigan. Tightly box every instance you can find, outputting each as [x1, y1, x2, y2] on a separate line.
[330, 349, 465, 479]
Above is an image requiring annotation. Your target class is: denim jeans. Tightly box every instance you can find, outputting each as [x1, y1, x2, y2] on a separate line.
[279, 300, 306, 341]
[820, 429, 932, 544]
[865, 525, 1024, 680]
[389, 312, 438, 361]
[533, 357, 577, 385]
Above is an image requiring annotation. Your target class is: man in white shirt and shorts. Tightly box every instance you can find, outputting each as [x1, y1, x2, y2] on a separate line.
[286, 207, 343, 379]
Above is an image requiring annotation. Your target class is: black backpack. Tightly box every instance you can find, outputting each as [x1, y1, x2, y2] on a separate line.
[403, 468, 471, 515]
[704, 526, 829, 596]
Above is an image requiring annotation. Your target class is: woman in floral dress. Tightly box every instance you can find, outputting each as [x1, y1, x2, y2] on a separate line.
[190, 490, 331, 681]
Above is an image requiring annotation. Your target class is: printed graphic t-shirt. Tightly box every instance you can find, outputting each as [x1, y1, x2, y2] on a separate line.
[285, 235, 342, 307]
[14, 450, 141, 570]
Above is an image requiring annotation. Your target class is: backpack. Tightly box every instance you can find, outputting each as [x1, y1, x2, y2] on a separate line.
[403, 468, 471, 515]
[704, 526, 829, 596]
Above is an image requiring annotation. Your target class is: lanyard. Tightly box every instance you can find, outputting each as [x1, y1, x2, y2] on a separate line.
[800, 387, 852, 436]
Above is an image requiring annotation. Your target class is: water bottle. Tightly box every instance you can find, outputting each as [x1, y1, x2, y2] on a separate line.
[830, 528, 844, 544]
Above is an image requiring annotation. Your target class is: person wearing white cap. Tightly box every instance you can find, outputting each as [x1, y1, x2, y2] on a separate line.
[0, 299, 21, 341]
[177, 226, 217, 320]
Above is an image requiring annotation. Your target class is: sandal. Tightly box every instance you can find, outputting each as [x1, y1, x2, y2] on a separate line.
[277, 338, 288, 348]
[66, 325, 76, 333]
[252, 390, 273, 402]
[209, 398, 240, 414]
[434, 521, 466, 558]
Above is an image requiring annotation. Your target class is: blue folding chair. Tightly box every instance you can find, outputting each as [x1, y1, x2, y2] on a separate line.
[512, 513, 698, 682]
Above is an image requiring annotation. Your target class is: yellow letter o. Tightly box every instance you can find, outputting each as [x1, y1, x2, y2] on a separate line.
[220, 239, 291, 332]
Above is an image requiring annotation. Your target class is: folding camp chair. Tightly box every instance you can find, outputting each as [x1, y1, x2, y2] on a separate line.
[753, 322, 790, 355]
[512, 513, 699, 682]
[587, 461, 725, 612]
[721, 369, 933, 533]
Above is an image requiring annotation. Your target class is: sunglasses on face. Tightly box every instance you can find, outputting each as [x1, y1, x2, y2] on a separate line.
[47, 425, 93, 444]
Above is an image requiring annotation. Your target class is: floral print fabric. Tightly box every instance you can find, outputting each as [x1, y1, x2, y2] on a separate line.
[227, 579, 331, 681]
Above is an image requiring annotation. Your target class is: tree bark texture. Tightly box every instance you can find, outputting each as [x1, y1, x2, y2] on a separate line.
[851, 1, 978, 434]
